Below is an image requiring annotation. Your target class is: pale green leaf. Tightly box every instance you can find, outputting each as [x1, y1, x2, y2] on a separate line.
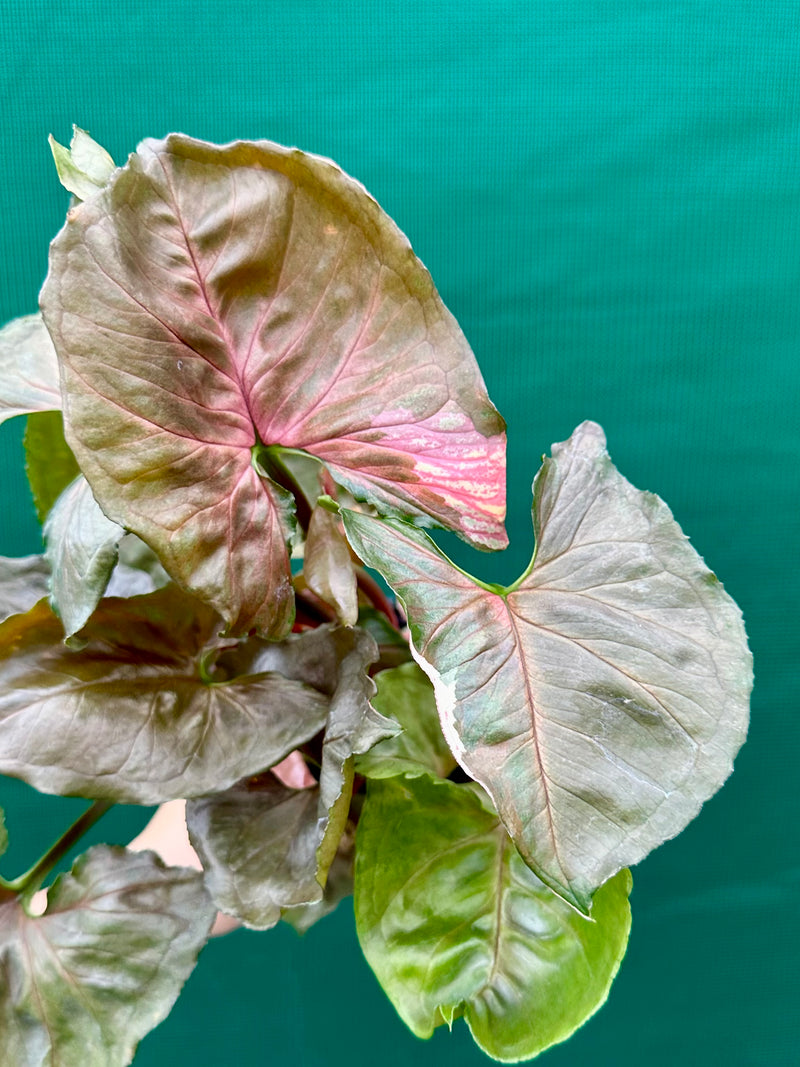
[48, 127, 115, 202]
[114, 534, 170, 589]
[44, 475, 125, 638]
[343, 422, 752, 911]
[355, 775, 632, 1062]
[68, 127, 116, 185]
[0, 845, 213, 1066]
[0, 556, 50, 623]
[0, 313, 60, 426]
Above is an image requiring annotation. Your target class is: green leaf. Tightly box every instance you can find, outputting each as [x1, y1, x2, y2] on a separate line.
[356, 662, 456, 781]
[343, 422, 752, 912]
[356, 605, 410, 649]
[68, 128, 116, 183]
[44, 476, 125, 638]
[49, 126, 116, 202]
[23, 410, 81, 523]
[187, 625, 393, 928]
[0, 845, 214, 1066]
[0, 586, 330, 803]
[0, 556, 50, 623]
[40, 134, 507, 636]
[355, 776, 632, 1062]
[0, 313, 60, 426]
[304, 504, 358, 625]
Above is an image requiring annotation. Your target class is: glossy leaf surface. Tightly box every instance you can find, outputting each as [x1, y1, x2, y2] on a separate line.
[355, 776, 632, 1061]
[23, 411, 81, 523]
[0, 313, 60, 425]
[40, 134, 506, 635]
[356, 661, 457, 780]
[0, 845, 214, 1067]
[44, 475, 125, 638]
[188, 625, 392, 928]
[0, 586, 330, 803]
[343, 422, 752, 911]
[0, 556, 49, 623]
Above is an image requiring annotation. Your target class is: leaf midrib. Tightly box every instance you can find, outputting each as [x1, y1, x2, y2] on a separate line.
[503, 599, 570, 890]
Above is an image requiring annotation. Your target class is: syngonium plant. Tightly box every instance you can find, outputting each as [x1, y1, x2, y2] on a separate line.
[0, 127, 752, 1064]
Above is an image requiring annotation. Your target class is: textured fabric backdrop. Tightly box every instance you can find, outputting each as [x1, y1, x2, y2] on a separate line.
[1, 2, 798, 1064]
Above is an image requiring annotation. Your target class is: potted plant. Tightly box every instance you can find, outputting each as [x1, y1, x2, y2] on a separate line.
[0, 128, 752, 1064]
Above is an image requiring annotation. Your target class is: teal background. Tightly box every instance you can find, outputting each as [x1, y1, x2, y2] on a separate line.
[1, 1, 798, 1063]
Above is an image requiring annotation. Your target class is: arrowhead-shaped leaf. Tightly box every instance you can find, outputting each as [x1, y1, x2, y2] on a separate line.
[355, 662, 457, 781]
[187, 625, 393, 928]
[44, 475, 126, 638]
[343, 422, 752, 911]
[0, 585, 330, 803]
[0, 313, 60, 425]
[40, 134, 506, 635]
[355, 776, 632, 1061]
[0, 556, 50, 623]
[0, 845, 214, 1067]
[23, 411, 81, 522]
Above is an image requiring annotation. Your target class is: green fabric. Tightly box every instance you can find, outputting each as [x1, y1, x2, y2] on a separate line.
[1, 1, 797, 1063]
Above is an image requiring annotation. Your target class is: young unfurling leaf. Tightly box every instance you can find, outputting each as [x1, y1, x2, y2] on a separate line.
[49, 125, 116, 202]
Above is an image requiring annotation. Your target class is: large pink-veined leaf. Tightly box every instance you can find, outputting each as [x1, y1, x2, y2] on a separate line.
[342, 422, 752, 912]
[40, 135, 507, 637]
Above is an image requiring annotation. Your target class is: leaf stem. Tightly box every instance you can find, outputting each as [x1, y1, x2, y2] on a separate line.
[0, 799, 113, 897]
